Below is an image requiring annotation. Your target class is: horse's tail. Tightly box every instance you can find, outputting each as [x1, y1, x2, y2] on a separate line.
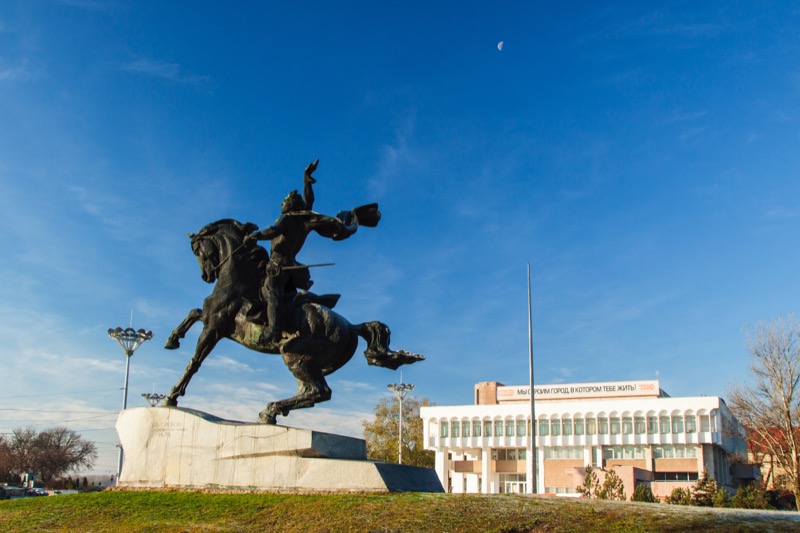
[355, 321, 425, 370]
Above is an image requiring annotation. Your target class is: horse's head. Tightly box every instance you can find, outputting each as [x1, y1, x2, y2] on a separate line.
[189, 219, 262, 284]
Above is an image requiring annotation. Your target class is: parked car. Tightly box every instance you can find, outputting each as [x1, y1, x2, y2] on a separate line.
[26, 488, 48, 496]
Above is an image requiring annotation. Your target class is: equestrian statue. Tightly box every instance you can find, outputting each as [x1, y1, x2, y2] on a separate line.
[164, 160, 423, 424]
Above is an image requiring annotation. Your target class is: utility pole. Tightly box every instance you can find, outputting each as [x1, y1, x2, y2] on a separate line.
[387, 380, 414, 465]
[108, 326, 153, 483]
[527, 263, 537, 494]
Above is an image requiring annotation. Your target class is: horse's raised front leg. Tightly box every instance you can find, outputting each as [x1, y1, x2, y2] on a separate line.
[166, 327, 221, 407]
[258, 339, 332, 424]
[164, 308, 203, 350]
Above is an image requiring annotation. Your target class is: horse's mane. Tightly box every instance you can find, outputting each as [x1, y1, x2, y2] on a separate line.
[193, 219, 268, 275]
[196, 218, 258, 238]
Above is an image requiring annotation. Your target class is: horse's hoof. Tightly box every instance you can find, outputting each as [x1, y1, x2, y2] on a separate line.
[258, 411, 277, 424]
[164, 337, 180, 350]
[165, 397, 178, 407]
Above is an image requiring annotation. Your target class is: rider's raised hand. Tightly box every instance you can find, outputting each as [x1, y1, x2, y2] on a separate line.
[304, 159, 319, 184]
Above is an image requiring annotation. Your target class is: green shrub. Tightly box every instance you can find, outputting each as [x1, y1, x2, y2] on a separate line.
[665, 487, 692, 505]
[576, 465, 599, 498]
[631, 484, 659, 503]
[712, 487, 730, 508]
[692, 469, 718, 507]
[597, 469, 626, 501]
[732, 483, 773, 510]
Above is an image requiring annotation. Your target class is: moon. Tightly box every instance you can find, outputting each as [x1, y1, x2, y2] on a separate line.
[497, 41, 504, 51]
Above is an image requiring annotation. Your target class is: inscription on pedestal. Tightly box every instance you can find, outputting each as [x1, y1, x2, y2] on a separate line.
[153, 421, 185, 437]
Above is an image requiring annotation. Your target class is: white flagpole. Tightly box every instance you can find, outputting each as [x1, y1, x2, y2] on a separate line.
[527, 263, 537, 494]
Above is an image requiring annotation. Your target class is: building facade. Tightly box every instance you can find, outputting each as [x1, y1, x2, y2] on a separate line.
[420, 380, 756, 498]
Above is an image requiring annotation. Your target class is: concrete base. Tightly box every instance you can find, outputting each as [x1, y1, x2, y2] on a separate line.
[116, 407, 443, 493]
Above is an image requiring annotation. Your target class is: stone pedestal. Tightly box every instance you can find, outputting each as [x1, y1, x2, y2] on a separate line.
[116, 407, 443, 493]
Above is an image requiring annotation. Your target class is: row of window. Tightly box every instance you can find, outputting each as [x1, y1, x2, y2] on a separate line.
[442, 419, 530, 438]
[492, 448, 528, 460]
[652, 445, 698, 459]
[544, 446, 584, 459]
[602, 444, 698, 460]
[653, 472, 699, 482]
[439, 415, 710, 438]
[539, 416, 703, 436]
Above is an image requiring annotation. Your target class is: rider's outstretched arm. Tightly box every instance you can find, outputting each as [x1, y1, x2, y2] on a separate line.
[248, 216, 285, 242]
[304, 159, 318, 211]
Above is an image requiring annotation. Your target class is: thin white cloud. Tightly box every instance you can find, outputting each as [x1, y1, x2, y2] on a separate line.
[662, 110, 709, 125]
[56, 0, 116, 11]
[206, 355, 255, 373]
[0, 60, 30, 82]
[766, 208, 799, 220]
[120, 58, 209, 85]
[367, 111, 426, 198]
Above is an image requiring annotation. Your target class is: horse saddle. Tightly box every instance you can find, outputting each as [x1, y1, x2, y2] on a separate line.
[242, 291, 341, 324]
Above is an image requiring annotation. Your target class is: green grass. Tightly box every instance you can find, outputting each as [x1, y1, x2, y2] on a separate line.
[1, 490, 797, 532]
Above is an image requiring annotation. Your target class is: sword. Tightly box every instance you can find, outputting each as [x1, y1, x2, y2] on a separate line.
[268, 262, 335, 277]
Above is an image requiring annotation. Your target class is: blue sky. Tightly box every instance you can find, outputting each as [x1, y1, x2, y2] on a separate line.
[1, 1, 799, 474]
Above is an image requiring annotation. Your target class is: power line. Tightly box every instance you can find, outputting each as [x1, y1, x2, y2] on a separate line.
[0, 426, 117, 435]
[0, 412, 117, 429]
[0, 408, 118, 414]
[0, 388, 120, 399]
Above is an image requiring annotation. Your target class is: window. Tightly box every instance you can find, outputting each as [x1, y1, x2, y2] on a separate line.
[518, 449, 527, 460]
[462, 420, 470, 438]
[586, 418, 596, 435]
[672, 416, 684, 434]
[451, 421, 460, 438]
[647, 417, 658, 434]
[574, 418, 585, 435]
[494, 420, 504, 437]
[551, 420, 561, 436]
[562, 418, 572, 436]
[598, 418, 609, 434]
[610, 418, 621, 435]
[516, 420, 527, 437]
[473, 420, 482, 437]
[623, 417, 633, 434]
[635, 417, 646, 434]
[685, 416, 696, 434]
[440, 422, 448, 438]
[507, 449, 517, 460]
[484, 420, 493, 437]
[700, 415, 710, 432]
[505, 420, 515, 437]
[659, 416, 670, 434]
[539, 420, 550, 436]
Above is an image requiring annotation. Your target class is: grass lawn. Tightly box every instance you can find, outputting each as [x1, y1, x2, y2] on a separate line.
[1, 490, 798, 532]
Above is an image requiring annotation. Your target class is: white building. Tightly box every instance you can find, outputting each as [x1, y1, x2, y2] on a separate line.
[420, 380, 756, 498]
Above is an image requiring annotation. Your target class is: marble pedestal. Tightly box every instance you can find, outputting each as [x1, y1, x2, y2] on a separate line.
[116, 407, 443, 493]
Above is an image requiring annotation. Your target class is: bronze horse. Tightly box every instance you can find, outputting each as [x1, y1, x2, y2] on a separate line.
[164, 219, 423, 424]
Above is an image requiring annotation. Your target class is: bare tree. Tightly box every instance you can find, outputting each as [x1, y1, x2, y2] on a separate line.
[729, 315, 800, 509]
[0, 427, 97, 483]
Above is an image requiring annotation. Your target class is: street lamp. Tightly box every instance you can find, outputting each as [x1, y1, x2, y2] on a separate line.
[141, 393, 167, 407]
[387, 381, 414, 465]
[108, 326, 153, 483]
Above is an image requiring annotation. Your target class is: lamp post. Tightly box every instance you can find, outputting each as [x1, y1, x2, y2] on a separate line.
[141, 393, 167, 407]
[387, 381, 414, 465]
[108, 327, 153, 483]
